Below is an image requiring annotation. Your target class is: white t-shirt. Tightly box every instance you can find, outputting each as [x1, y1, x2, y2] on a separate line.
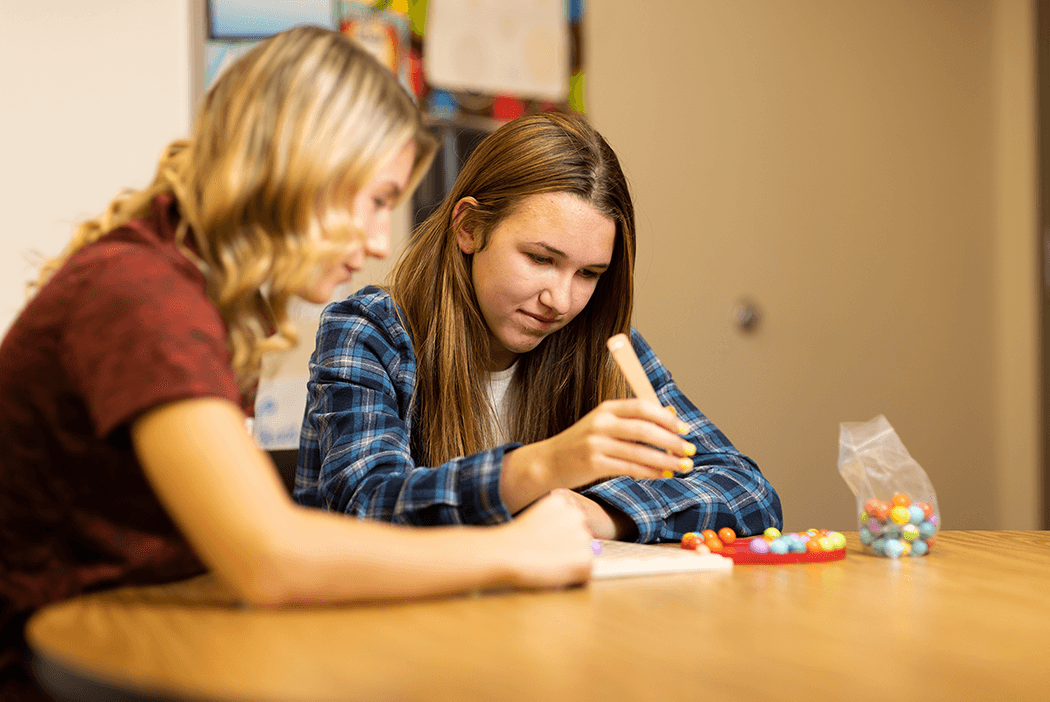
[486, 363, 517, 445]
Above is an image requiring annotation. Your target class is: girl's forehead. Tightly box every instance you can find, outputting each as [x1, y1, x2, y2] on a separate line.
[500, 192, 599, 230]
[494, 192, 616, 260]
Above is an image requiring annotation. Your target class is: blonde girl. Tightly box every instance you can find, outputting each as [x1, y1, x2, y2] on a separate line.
[0, 27, 592, 698]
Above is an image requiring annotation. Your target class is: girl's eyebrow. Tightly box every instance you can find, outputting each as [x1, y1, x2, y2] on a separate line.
[531, 242, 610, 270]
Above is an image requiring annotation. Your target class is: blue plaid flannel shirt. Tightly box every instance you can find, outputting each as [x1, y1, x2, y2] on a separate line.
[295, 286, 783, 542]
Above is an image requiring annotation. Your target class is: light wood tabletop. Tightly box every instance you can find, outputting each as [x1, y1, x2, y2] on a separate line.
[26, 531, 1050, 702]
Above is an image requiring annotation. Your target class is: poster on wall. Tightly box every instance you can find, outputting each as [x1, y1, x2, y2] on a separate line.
[336, 1, 410, 84]
[207, 0, 336, 39]
[423, 0, 568, 111]
[410, 0, 585, 123]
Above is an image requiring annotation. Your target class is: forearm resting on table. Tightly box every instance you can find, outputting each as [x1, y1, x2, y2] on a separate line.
[264, 511, 528, 604]
[132, 398, 524, 606]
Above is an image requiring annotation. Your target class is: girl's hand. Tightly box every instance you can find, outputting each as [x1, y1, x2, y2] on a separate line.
[501, 489, 594, 588]
[501, 399, 695, 513]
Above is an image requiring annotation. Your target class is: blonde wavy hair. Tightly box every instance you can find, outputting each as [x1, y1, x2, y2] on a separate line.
[33, 26, 435, 390]
[387, 112, 636, 467]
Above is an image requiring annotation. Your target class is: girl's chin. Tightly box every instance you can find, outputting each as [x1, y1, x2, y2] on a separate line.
[500, 333, 547, 355]
[300, 284, 336, 305]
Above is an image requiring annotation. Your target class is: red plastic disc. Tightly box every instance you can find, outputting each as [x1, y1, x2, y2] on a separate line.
[720, 537, 847, 565]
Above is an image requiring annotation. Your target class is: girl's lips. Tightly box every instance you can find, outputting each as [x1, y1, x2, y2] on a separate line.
[522, 310, 559, 325]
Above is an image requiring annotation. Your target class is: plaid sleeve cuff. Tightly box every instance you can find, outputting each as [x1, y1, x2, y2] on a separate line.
[425, 444, 517, 526]
[578, 328, 783, 543]
[583, 469, 782, 544]
[582, 477, 673, 543]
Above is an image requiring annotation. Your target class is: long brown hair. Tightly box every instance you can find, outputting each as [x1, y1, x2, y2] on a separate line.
[388, 112, 635, 466]
[33, 26, 435, 390]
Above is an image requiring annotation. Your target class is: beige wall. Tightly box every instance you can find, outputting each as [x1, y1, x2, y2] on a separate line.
[587, 0, 1041, 529]
[991, 0, 1041, 529]
[0, 1, 199, 335]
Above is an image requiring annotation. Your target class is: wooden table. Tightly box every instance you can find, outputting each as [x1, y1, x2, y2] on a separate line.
[26, 531, 1050, 702]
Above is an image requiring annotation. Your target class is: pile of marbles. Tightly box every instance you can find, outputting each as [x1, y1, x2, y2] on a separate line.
[858, 493, 938, 558]
[681, 526, 847, 555]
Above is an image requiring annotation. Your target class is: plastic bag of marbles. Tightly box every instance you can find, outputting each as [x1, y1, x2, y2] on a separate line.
[837, 415, 940, 558]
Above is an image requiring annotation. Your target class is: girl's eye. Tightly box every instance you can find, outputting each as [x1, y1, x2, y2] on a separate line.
[579, 269, 600, 280]
[373, 198, 390, 210]
[527, 253, 552, 265]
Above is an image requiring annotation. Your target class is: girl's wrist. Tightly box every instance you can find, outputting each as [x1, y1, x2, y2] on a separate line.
[603, 504, 639, 541]
[499, 443, 552, 513]
[461, 525, 522, 588]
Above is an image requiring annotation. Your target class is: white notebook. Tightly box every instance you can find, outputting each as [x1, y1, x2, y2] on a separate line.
[592, 539, 733, 579]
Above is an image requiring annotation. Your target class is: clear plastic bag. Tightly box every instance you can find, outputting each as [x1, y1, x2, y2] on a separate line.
[838, 415, 940, 557]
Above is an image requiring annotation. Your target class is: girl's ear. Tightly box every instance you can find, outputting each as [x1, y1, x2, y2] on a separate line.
[453, 197, 479, 254]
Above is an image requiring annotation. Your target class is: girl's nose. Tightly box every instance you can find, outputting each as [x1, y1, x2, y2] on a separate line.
[363, 214, 390, 260]
[538, 274, 572, 315]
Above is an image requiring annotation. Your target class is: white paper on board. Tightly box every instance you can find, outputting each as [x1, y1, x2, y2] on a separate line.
[423, 0, 569, 100]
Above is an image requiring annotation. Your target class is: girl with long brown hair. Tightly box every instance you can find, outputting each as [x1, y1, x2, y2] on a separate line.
[0, 28, 593, 698]
[297, 111, 783, 542]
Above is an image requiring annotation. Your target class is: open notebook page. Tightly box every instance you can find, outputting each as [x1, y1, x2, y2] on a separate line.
[592, 539, 733, 579]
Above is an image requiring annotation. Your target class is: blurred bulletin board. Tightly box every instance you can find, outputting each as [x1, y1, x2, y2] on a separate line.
[203, 1, 585, 116]
[202, 1, 585, 450]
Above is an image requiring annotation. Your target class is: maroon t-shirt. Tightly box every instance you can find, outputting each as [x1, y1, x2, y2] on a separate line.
[0, 195, 253, 682]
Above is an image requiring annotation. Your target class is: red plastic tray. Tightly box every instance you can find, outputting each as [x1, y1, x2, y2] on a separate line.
[716, 536, 847, 565]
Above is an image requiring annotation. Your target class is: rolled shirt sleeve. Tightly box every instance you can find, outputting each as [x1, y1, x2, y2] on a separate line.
[295, 288, 513, 526]
[579, 329, 783, 543]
